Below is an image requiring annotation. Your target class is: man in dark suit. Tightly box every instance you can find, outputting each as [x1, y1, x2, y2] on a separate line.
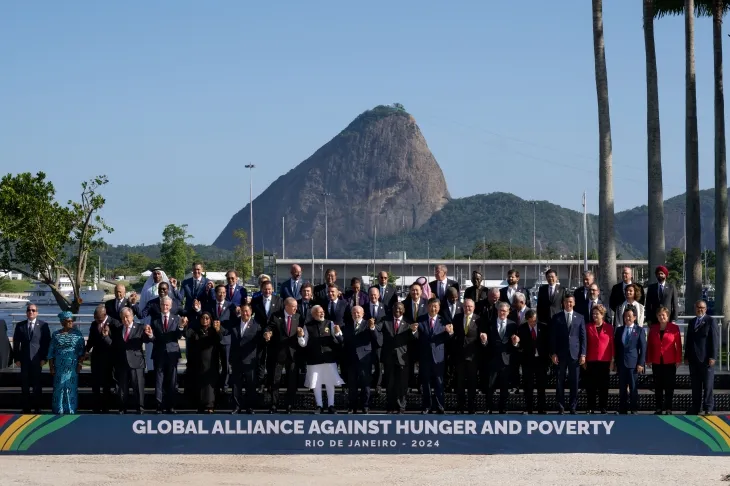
[181, 261, 213, 316]
[229, 303, 264, 414]
[323, 284, 350, 326]
[684, 300, 720, 415]
[344, 277, 369, 309]
[149, 297, 187, 413]
[314, 269, 338, 306]
[517, 309, 550, 414]
[416, 298, 454, 414]
[430, 264, 459, 305]
[297, 283, 315, 324]
[374, 271, 398, 314]
[485, 302, 519, 414]
[573, 271, 596, 319]
[585, 284, 612, 325]
[279, 264, 303, 301]
[105, 307, 151, 413]
[644, 265, 679, 324]
[508, 292, 529, 324]
[403, 282, 428, 390]
[609, 266, 645, 311]
[500, 269, 531, 308]
[549, 294, 586, 414]
[342, 306, 383, 413]
[364, 286, 387, 392]
[252, 280, 283, 388]
[464, 270, 489, 304]
[0, 318, 11, 370]
[264, 298, 303, 413]
[614, 306, 647, 414]
[441, 287, 464, 323]
[199, 284, 236, 393]
[224, 270, 247, 306]
[537, 269, 565, 324]
[86, 304, 118, 413]
[106, 284, 131, 322]
[130, 281, 181, 321]
[477, 287, 501, 323]
[451, 299, 484, 414]
[13, 304, 51, 413]
[381, 302, 417, 413]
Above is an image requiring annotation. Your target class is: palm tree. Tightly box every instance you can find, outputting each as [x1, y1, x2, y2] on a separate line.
[592, 0, 617, 295]
[644, 0, 666, 284]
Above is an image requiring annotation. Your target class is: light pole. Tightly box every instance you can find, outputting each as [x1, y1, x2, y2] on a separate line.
[322, 192, 331, 259]
[531, 201, 537, 257]
[245, 164, 255, 279]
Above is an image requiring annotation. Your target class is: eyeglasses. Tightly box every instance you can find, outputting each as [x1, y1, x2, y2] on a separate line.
[696, 306, 707, 310]
[27, 309, 37, 313]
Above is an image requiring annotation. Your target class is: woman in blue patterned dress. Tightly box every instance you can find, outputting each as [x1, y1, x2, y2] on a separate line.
[47, 311, 85, 414]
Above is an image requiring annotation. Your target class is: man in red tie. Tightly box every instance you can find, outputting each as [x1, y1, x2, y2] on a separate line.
[382, 302, 417, 413]
[148, 297, 187, 414]
[264, 298, 303, 413]
[108, 307, 152, 414]
[516, 309, 550, 414]
[415, 297, 454, 414]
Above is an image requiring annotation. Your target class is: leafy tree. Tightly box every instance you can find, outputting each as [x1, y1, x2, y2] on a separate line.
[232, 228, 254, 280]
[0, 172, 112, 312]
[160, 224, 195, 282]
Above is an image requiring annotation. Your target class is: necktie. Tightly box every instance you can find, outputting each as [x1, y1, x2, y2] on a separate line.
[695, 317, 701, 330]
[549, 287, 553, 299]
[440, 282, 445, 299]
[567, 313, 572, 328]
[451, 304, 455, 317]
[265, 298, 271, 315]
[29, 322, 34, 337]
[659, 285, 664, 300]
[412, 302, 417, 319]
[588, 301, 593, 317]
[465, 315, 471, 333]
[193, 280, 199, 295]
[430, 317, 435, 329]
[293, 281, 298, 296]
[287, 315, 292, 335]
[124, 327, 130, 341]
[229, 286, 234, 300]
[499, 321, 504, 339]
[624, 327, 631, 346]
[330, 302, 335, 317]
[117, 300, 122, 313]
[164, 315, 169, 331]
[380, 287, 385, 302]
[395, 319, 400, 332]
[531, 327, 537, 341]
[372, 304, 376, 318]
[218, 304, 223, 318]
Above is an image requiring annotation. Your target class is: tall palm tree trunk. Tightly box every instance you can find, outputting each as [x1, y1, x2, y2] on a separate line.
[645, 0, 666, 283]
[593, 0, 617, 295]
[713, 0, 729, 325]
[685, 0, 703, 313]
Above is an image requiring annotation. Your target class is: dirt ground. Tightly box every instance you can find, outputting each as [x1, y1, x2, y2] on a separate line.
[0, 454, 728, 485]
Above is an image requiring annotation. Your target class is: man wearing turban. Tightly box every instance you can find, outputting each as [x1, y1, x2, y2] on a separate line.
[645, 265, 679, 325]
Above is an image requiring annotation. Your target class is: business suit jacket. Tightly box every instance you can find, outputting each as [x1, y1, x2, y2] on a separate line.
[251, 295, 283, 326]
[313, 283, 332, 306]
[364, 301, 387, 324]
[537, 285, 565, 324]
[487, 318, 519, 367]
[381, 317, 415, 367]
[430, 279, 460, 303]
[373, 283, 398, 313]
[500, 286, 532, 307]
[296, 298, 314, 324]
[477, 302, 498, 324]
[202, 300, 235, 345]
[86, 317, 120, 364]
[105, 298, 131, 322]
[266, 311, 302, 363]
[517, 322, 550, 366]
[573, 287, 595, 319]
[149, 314, 185, 362]
[644, 282, 679, 324]
[684, 314, 719, 365]
[609, 282, 645, 311]
[440, 300, 464, 323]
[104, 322, 149, 369]
[451, 313, 483, 362]
[12, 320, 51, 366]
[344, 290, 368, 309]
[614, 324, 647, 369]
[324, 299, 350, 326]
[549, 311, 586, 361]
[279, 279, 302, 301]
[464, 285, 489, 304]
[0, 319, 11, 368]
[181, 277, 212, 315]
[508, 307, 529, 326]
[403, 296, 428, 324]
[416, 314, 452, 366]
[132, 297, 182, 322]
[227, 319, 264, 367]
[342, 320, 383, 364]
[224, 284, 247, 307]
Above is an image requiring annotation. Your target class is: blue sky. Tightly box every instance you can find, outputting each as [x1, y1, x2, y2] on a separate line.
[0, 1, 722, 245]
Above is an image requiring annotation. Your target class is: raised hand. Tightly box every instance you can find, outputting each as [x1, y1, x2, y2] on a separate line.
[297, 327, 304, 337]
[511, 334, 520, 345]
[128, 293, 139, 305]
[479, 333, 488, 344]
[445, 323, 454, 335]
[207, 281, 215, 290]
[368, 318, 376, 330]
[144, 325, 153, 337]
[102, 325, 110, 337]
[263, 330, 272, 342]
[213, 320, 221, 332]
[180, 317, 188, 329]
[169, 278, 177, 288]
[193, 299, 201, 311]
[333, 324, 341, 335]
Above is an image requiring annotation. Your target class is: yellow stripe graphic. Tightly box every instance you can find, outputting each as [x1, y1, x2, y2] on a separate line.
[0, 416, 37, 451]
[702, 416, 730, 447]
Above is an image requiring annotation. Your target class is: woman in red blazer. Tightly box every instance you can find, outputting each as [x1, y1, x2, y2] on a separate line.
[584, 304, 614, 414]
[646, 306, 682, 414]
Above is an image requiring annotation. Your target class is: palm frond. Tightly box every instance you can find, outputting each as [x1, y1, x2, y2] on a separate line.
[654, 0, 730, 19]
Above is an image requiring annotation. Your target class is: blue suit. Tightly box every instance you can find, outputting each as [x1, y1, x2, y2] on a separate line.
[149, 314, 185, 410]
[12, 319, 51, 412]
[181, 277, 212, 316]
[279, 279, 303, 301]
[550, 311, 586, 412]
[684, 314, 719, 413]
[416, 314, 453, 412]
[224, 284, 247, 307]
[614, 324, 647, 413]
[342, 320, 383, 411]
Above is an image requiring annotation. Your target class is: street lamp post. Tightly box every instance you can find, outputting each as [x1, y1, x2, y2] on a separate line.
[322, 192, 331, 259]
[245, 164, 256, 279]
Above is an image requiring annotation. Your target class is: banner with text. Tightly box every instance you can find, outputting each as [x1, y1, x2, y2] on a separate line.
[0, 414, 729, 455]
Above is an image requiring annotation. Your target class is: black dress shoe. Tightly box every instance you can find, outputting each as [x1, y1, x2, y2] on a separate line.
[537, 410, 546, 415]
[569, 410, 577, 415]
[455, 410, 463, 415]
[654, 410, 663, 415]
[269, 406, 277, 414]
[138, 409, 144, 415]
[702, 411, 713, 416]
[397, 410, 405, 415]
[363, 408, 370, 414]
[328, 406, 337, 414]
[285, 406, 293, 414]
[437, 408, 445, 415]
[599, 408, 607, 414]
[421, 409, 430, 415]
[167, 409, 177, 415]
[119, 410, 126, 415]
[33, 409, 41, 414]
[665, 410, 673, 415]
[314, 406, 322, 415]
[558, 410, 565, 415]
[156, 408, 163, 415]
[347, 409, 355, 414]
[498, 410, 507, 414]
[231, 408, 241, 415]
[246, 408, 255, 415]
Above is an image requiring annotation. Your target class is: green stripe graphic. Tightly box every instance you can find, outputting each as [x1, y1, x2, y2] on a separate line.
[17, 415, 80, 452]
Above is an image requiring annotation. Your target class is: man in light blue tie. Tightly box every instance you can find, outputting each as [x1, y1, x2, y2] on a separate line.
[614, 307, 646, 414]
[429, 265, 459, 306]
[684, 300, 719, 415]
[279, 264, 303, 300]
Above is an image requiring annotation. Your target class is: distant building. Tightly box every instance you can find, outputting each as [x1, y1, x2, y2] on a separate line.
[0, 270, 23, 280]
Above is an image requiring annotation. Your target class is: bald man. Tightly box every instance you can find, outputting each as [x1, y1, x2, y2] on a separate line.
[280, 264, 304, 300]
[105, 284, 131, 322]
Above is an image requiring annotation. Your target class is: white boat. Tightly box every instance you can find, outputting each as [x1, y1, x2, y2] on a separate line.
[27, 278, 105, 306]
[0, 295, 30, 309]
